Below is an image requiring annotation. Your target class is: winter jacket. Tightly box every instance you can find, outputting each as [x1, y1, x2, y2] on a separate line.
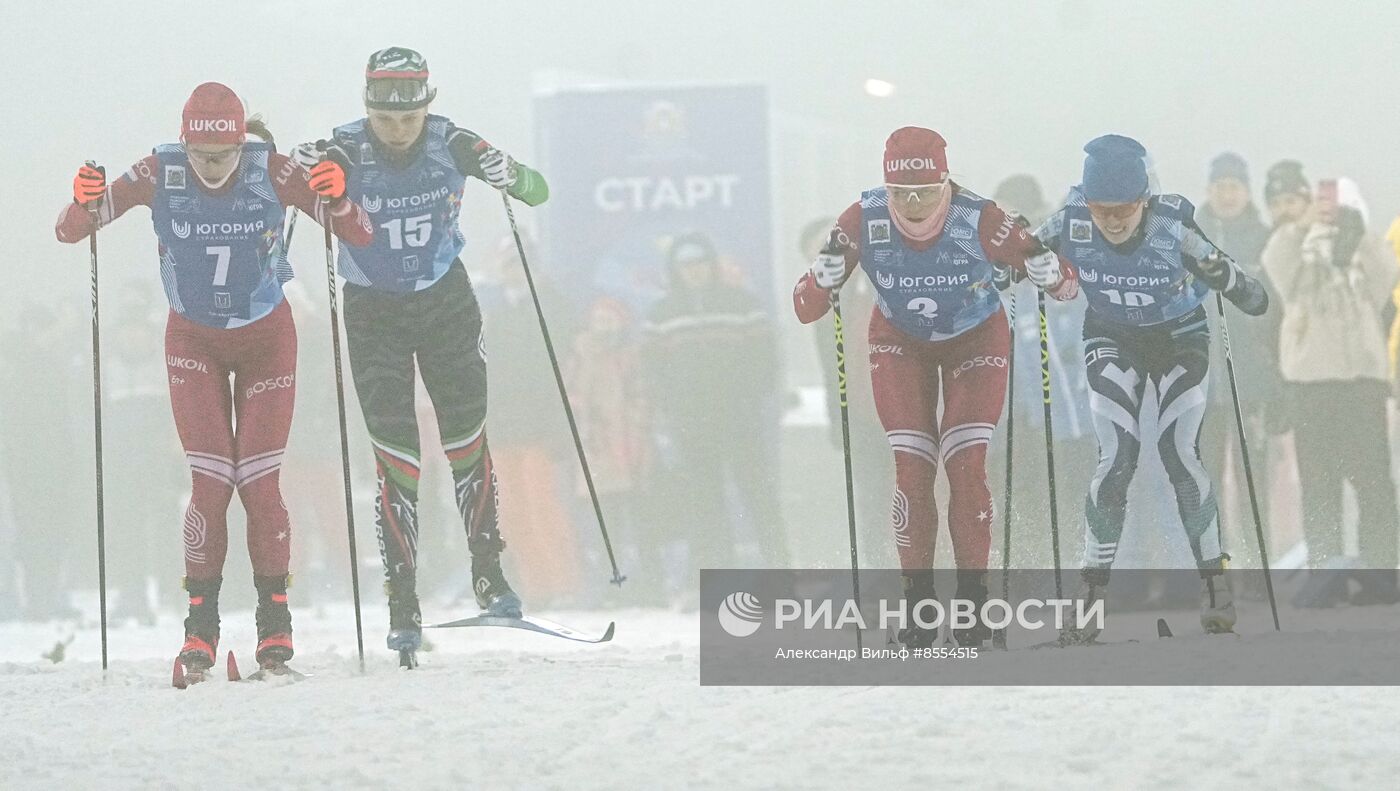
[1196, 202, 1281, 405]
[642, 280, 776, 431]
[1385, 216, 1400, 390]
[1263, 215, 1395, 384]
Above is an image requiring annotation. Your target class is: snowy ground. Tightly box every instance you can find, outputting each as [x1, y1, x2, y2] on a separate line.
[4, 604, 1400, 790]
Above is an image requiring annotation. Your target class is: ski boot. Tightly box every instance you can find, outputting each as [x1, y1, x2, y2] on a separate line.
[177, 577, 221, 685]
[1200, 556, 1236, 634]
[895, 570, 939, 650]
[470, 534, 523, 619]
[1060, 569, 1109, 645]
[952, 570, 992, 648]
[253, 574, 295, 674]
[386, 572, 422, 669]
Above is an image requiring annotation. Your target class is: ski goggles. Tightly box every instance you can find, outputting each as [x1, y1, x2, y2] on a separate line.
[364, 77, 437, 111]
[1086, 200, 1145, 224]
[185, 145, 243, 167]
[887, 182, 948, 204]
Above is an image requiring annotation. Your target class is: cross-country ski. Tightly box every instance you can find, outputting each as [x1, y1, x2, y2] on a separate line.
[426, 613, 616, 644]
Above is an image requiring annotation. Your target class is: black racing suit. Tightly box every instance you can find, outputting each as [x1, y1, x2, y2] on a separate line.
[1041, 209, 1268, 582]
[322, 122, 548, 598]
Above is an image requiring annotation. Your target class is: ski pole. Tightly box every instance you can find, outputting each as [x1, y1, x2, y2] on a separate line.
[1038, 289, 1063, 600]
[1215, 292, 1280, 630]
[830, 289, 863, 652]
[84, 161, 109, 672]
[283, 206, 298, 250]
[318, 202, 367, 670]
[993, 290, 1018, 651]
[497, 191, 625, 586]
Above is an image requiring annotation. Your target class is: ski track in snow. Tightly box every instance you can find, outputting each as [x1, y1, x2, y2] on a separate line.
[3, 606, 1398, 790]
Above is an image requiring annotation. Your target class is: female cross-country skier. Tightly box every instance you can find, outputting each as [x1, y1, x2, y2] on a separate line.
[793, 126, 1079, 648]
[295, 47, 549, 661]
[1034, 134, 1269, 640]
[56, 82, 374, 678]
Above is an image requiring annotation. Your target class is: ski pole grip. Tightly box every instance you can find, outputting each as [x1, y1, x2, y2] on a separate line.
[821, 227, 850, 257]
[83, 160, 105, 219]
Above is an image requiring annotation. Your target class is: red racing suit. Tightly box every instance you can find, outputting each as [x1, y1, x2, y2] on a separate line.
[57, 152, 373, 580]
[795, 188, 1077, 571]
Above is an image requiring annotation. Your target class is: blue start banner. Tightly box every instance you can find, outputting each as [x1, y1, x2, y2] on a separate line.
[534, 83, 774, 316]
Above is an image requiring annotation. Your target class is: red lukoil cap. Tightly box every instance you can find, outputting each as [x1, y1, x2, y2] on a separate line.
[181, 82, 246, 145]
[884, 126, 949, 186]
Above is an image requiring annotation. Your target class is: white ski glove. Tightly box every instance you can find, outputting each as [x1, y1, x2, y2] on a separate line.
[478, 147, 518, 189]
[290, 140, 353, 174]
[811, 251, 847, 290]
[1197, 250, 1238, 292]
[1025, 250, 1062, 289]
[290, 142, 321, 171]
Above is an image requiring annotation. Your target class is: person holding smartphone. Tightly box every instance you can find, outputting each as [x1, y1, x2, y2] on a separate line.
[1263, 176, 1400, 602]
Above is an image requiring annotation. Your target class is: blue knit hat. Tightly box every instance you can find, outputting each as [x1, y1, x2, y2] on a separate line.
[1082, 134, 1149, 203]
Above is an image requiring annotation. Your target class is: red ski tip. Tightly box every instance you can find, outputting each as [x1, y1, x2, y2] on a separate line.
[227, 650, 242, 682]
[172, 657, 187, 689]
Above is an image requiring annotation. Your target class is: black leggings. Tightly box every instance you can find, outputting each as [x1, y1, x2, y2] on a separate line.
[1291, 379, 1399, 569]
[343, 260, 501, 588]
[1081, 307, 1223, 576]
